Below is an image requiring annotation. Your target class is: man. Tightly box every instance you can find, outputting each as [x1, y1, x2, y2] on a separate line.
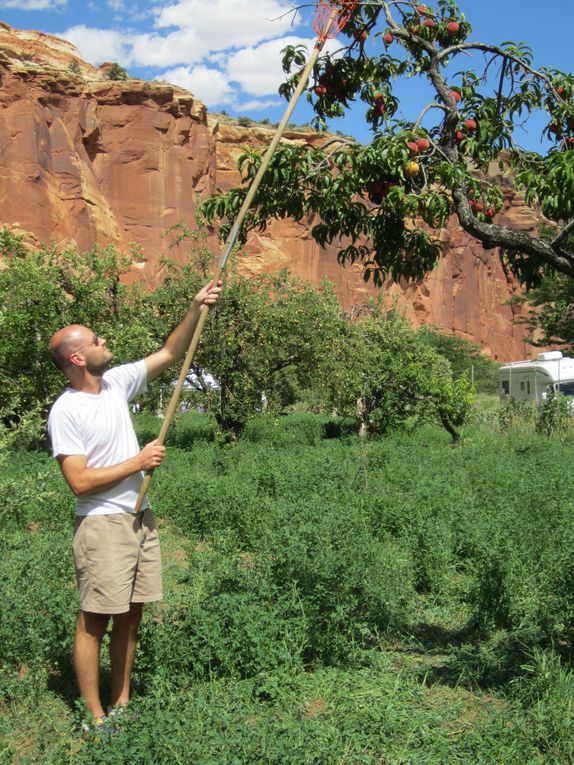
[47, 280, 221, 734]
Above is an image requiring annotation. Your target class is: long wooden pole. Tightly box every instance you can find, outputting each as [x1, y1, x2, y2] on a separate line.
[134, 9, 339, 512]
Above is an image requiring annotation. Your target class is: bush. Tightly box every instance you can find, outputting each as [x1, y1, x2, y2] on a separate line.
[105, 62, 128, 80]
[536, 390, 573, 438]
[133, 411, 216, 448]
[243, 413, 357, 445]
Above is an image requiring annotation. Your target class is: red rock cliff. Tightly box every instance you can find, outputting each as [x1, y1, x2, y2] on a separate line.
[0, 23, 545, 360]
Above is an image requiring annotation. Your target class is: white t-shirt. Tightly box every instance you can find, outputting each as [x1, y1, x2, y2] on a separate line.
[48, 361, 149, 516]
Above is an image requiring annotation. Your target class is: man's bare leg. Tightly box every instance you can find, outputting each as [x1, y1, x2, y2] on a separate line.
[74, 611, 110, 720]
[109, 602, 143, 708]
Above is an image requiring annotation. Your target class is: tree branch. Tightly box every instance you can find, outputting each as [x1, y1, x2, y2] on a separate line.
[552, 219, 574, 249]
[437, 42, 556, 92]
[451, 184, 574, 277]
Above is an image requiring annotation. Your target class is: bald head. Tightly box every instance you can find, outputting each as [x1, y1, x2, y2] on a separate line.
[49, 325, 91, 375]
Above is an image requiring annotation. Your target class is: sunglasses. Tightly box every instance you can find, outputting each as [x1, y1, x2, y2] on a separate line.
[70, 335, 101, 355]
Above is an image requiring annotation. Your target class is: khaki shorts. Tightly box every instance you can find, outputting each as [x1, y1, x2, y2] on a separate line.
[72, 507, 162, 615]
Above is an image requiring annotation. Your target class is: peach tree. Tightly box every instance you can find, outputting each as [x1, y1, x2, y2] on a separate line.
[202, 0, 574, 290]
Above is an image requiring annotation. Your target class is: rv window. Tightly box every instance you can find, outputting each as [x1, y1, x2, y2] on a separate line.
[501, 381, 509, 394]
[527, 380, 531, 395]
[557, 381, 574, 397]
[520, 381, 525, 391]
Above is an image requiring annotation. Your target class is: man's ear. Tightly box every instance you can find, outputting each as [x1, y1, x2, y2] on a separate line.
[68, 351, 86, 368]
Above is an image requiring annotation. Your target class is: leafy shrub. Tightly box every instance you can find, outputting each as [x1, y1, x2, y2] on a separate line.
[243, 413, 357, 445]
[513, 648, 574, 762]
[535, 389, 573, 438]
[105, 62, 128, 80]
[0, 529, 76, 672]
[498, 398, 537, 430]
[133, 411, 216, 448]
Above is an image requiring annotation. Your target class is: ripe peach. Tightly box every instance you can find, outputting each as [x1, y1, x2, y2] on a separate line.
[404, 161, 420, 178]
[383, 32, 394, 45]
[407, 141, 420, 155]
[465, 118, 477, 131]
[416, 137, 430, 151]
[446, 21, 460, 35]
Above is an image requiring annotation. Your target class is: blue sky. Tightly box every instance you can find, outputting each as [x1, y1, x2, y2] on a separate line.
[0, 1, 572, 150]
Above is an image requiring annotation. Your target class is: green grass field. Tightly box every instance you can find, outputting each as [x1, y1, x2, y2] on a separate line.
[2, 413, 574, 764]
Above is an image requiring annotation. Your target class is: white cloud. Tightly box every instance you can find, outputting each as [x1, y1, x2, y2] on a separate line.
[0, 0, 66, 8]
[62, 25, 132, 65]
[157, 65, 233, 107]
[239, 98, 282, 111]
[124, 0, 302, 69]
[154, 0, 299, 50]
[58, 4, 341, 111]
[129, 28, 204, 67]
[227, 36, 340, 97]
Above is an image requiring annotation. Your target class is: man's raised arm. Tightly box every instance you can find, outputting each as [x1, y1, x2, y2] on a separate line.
[144, 280, 222, 383]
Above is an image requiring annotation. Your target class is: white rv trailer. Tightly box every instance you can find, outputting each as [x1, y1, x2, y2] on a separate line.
[499, 351, 574, 404]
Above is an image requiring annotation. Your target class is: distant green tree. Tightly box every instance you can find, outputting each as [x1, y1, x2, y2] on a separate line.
[105, 62, 128, 81]
[323, 303, 475, 442]
[69, 59, 80, 75]
[417, 326, 500, 393]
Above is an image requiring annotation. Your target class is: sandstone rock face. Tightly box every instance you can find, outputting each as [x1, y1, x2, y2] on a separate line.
[0, 23, 215, 280]
[0, 23, 546, 360]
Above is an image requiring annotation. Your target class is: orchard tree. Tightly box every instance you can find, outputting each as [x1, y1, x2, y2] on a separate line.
[0, 230, 152, 448]
[154, 259, 345, 437]
[202, 0, 574, 290]
[323, 302, 475, 442]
